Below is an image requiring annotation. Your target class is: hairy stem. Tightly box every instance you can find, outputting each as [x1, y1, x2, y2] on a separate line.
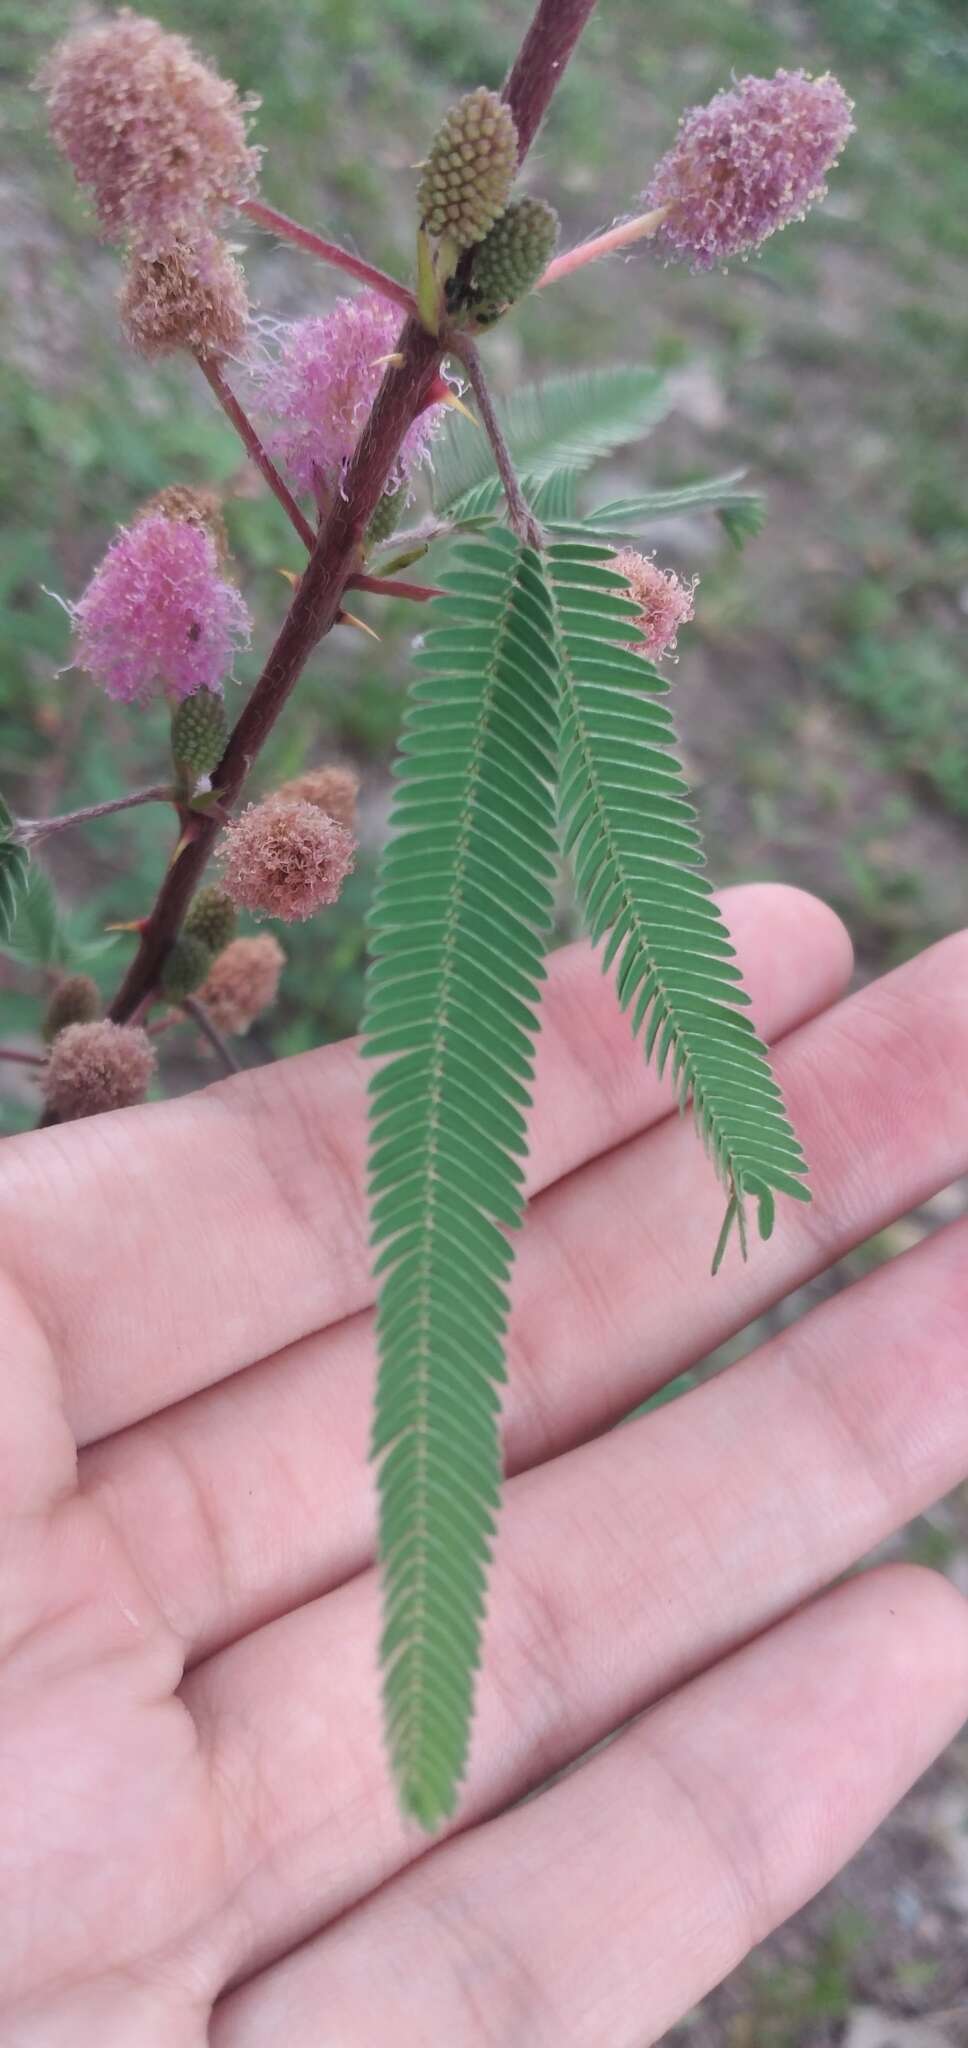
[239, 199, 416, 314]
[538, 206, 668, 287]
[501, 0, 600, 155]
[0, 1045, 45, 1067]
[106, 0, 601, 1025]
[197, 355, 316, 551]
[450, 337, 543, 548]
[181, 995, 242, 1074]
[17, 786, 172, 844]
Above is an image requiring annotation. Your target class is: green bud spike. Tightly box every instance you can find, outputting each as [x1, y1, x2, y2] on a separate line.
[470, 197, 560, 319]
[183, 885, 237, 955]
[171, 689, 228, 780]
[418, 87, 518, 250]
[367, 490, 405, 549]
[42, 973, 101, 1044]
[160, 932, 215, 1003]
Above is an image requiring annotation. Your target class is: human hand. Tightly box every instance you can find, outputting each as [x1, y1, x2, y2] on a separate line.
[2, 883, 966, 2046]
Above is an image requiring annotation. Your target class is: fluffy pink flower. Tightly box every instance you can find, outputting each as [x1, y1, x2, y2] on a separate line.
[216, 796, 357, 922]
[71, 511, 250, 703]
[646, 69, 854, 270]
[253, 294, 444, 496]
[612, 548, 696, 662]
[39, 9, 259, 250]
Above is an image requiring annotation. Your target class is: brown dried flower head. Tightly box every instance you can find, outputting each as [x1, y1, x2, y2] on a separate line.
[216, 796, 357, 923]
[39, 9, 259, 249]
[198, 933, 285, 1034]
[42, 1020, 156, 1121]
[277, 765, 360, 831]
[140, 484, 229, 564]
[119, 229, 249, 360]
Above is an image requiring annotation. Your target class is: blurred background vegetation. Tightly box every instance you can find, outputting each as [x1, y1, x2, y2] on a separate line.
[2, 0, 968, 2037]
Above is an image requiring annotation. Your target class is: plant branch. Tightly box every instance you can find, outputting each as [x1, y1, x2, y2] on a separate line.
[538, 206, 668, 287]
[448, 336, 543, 548]
[0, 1045, 45, 1068]
[17, 786, 172, 845]
[196, 354, 316, 551]
[501, 0, 601, 156]
[181, 995, 242, 1073]
[106, 0, 601, 1025]
[239, 198, 417, 314]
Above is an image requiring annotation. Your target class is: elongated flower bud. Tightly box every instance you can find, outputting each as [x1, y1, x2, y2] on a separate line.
[171, 688, 229, 776]
[418, 87, 518, 248]
[120, 229, 249, 360]
[160, 932, 215, 1002]
[367, 490, 405, 548]
[216, 795, 356, 922]
[470, 197, 559, 317]
[42, 974, 101, 1044]
[72, 514, 249, 706]
[646, 69, 854, 270]
[183, 884, 237, 954]
[198, 933, 285, 1034]
[42, 1020, 155, 1120]
[38, 9, 259, 250]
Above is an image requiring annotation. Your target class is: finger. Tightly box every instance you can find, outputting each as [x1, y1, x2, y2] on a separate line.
[211, 1567, 968, 2047]
[88, 927, 968, 1662]
[0, 1273, 75, 1518]
[187, 1217, 968, 1983]
[3, 884, 846, 1444]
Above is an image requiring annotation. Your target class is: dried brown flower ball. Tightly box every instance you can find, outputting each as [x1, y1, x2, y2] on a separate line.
[119, 230, 249, 360]
[277, 765, 360, 831]
[141, 485, 229, 565]
[216, 796, 357, 923]
[42, 1021, 156, 1121]
[198, 933, 285, 1034]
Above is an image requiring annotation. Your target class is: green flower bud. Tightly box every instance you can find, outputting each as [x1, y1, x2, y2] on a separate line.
[171, 688, 227, 779]
[470, 197, 560, 317]
[418, 87, 518, 249]
[42, 973, 101, 1044]
[160, 931, 214, 1002]
[366, 489, 404, 549]
[183, 884, 237, 954]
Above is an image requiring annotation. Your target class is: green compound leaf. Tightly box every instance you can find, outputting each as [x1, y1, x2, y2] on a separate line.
[363, 529, 560, 1829]
[432, 365, 668, 517]
[590, 469, 766, 546]
[0, 861, 117, 971]
[545, 537, 809, 1257]
[0, 795, 30, 947]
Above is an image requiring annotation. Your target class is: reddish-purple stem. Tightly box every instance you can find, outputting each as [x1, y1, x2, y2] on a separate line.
[197, 354, 316, 550]
[239, 198, 417, 314]
[107, 0, 600, 1024]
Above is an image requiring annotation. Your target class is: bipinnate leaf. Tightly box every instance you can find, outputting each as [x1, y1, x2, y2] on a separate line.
[545, 536, 808, 1254]
[363, 529, 559, 1827]
[432, 365, 668, 517]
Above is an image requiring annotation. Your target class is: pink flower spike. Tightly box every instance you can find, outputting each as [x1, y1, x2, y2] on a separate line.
[71, 512, 250, 704]
[252, 294, 445, 497]
[38, 9, 259, 250]
[612, 548, 696, 663]
[645, 69, 854, 270]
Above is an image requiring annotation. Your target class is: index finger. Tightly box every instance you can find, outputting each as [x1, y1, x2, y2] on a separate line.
[0, 885, 849, 1442]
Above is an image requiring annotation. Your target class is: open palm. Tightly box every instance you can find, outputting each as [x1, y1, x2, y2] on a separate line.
[2, 882, 967, 2046]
